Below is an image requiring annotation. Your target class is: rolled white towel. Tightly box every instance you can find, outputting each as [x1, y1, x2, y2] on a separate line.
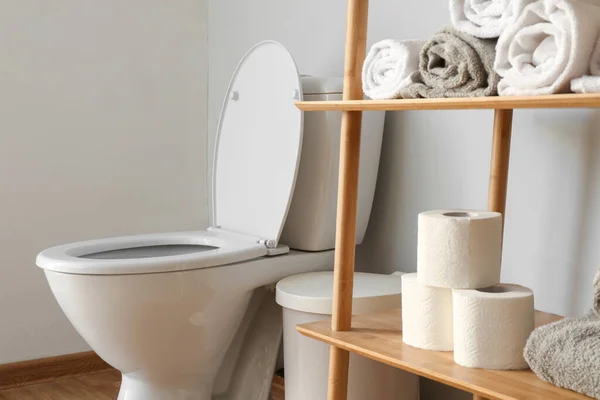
[362, 39, 425, 100]
[495, 0, 600, 96]
[590, 36, 600, 75]
[450, 0, 518, 38]
[571, 36, 600, 92]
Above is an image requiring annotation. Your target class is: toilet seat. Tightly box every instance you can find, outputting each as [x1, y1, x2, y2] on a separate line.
[37, 231, 267, 275]
[213, 40, 303, 246]
[37, 41, 304, 276]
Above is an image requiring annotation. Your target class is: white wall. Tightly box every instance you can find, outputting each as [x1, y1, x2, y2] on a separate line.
[0, 0, 209, 363]
[209, 1, 600, 398]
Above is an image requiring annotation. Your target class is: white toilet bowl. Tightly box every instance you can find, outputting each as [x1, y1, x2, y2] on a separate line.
[37, 41, 385, 400]
[40, 231, 333, 400]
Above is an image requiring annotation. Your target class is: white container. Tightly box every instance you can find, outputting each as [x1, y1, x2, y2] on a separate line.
[276, 271, 419, 400]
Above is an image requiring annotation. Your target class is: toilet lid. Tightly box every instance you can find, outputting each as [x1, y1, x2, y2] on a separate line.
[213, 41, 303, 245]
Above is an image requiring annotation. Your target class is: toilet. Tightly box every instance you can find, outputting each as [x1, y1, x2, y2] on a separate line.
[36, 41, 385, 400]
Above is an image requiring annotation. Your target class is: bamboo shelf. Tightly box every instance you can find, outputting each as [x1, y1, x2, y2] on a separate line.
[297, 308, 590, 400]
[294, 0, 600, 399]
[296, 93, 600, 111]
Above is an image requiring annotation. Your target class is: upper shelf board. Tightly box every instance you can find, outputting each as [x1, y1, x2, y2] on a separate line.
[295, 93, 600, 111]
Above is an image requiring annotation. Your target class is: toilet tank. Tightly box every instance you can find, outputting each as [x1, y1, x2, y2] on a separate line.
[279, 77, 385, 251]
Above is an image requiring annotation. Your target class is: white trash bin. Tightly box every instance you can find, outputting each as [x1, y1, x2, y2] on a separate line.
[276, 271, 419, 400]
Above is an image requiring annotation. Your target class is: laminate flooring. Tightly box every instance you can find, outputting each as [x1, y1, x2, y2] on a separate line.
[0, 370, 285, 400]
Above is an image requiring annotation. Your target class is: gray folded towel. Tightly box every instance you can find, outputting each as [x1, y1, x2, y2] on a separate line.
[401, 27, 499, 98]
[524, 270, 600, 399]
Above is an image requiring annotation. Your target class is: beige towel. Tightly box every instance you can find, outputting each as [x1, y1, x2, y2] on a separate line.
[401, 27, 499, 98]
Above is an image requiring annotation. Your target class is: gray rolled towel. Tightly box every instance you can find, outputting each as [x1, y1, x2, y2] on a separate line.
[401, 27, 499, 98]
[524, 270, 600, 399]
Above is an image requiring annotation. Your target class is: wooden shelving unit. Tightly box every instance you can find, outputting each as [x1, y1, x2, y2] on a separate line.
[293, 1, 600, 400]
[298, 310, 590, 400]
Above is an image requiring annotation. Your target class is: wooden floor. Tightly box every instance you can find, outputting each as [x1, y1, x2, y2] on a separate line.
[0, 370, 121, 400]
[0, 370, 285, 400]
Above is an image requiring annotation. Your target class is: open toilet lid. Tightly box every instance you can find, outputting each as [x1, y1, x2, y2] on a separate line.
[213, 41, 303, 245]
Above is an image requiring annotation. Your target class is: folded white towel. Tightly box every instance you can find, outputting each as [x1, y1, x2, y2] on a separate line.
[571, 76, 600, 92]
[362, 39, 425, 100]
[450, 0, 518, 38]
[495, 0, 600, 96]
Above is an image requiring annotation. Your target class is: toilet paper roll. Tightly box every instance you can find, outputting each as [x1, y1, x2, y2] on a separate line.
[401, 273, 453, 351]
[453, 284, 534, 370]
[417, 210, 503, 289]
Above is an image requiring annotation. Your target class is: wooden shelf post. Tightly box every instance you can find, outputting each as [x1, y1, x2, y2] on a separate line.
[488, 109, 513, 218]
[481, 109, 513, 399]
[327, 0, 369, 400]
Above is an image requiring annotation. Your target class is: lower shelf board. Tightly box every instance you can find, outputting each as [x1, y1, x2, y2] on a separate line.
[297, 308, 590, 400]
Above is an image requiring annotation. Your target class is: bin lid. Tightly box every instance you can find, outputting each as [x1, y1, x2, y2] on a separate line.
[276, 271, 404, 315]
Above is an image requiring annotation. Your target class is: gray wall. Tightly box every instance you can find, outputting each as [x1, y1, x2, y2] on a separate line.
[0, 0, 209, 363]
[209, 1, 600, 398]
[208, 0, 600, 315]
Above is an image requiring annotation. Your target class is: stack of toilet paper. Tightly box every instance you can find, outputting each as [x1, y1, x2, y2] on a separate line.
[401, 210, 535, 370]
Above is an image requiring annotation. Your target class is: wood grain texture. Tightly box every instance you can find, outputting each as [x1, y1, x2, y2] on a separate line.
[474, 395, 490, 400]
[295, 93, 600, 111]
[341, 0, 369, 101]
[328, 0, 369, 399]
[271, 375, 285, 400]
[0, 370, 121, 400]
[297, 308, 591, 400]
[488, 109, 513, 219]
[0, 351, 113, 390]
[0, 370, 286, 400]
[328, 345, 350, 400]
[331, 111, 363, 332]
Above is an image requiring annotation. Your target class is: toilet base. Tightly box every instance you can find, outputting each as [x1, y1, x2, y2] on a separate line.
[117, 375, 212, 400]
